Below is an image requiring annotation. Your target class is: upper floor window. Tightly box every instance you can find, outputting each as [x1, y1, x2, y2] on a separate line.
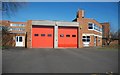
[88, 23, 93, 29]
[0, 26, 2, 31]
[88, 23, 102, 33]
[9, 28, 25, 31]
[10, 23, 25, 27]
[100, 28, 102, 32]
[94, 24, 102, 32]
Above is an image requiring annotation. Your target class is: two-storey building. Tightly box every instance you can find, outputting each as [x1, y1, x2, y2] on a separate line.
[73, 10, 102, 47]
[1, 10, 108, 48]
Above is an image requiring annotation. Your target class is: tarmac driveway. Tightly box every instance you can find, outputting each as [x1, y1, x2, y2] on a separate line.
[2, 48, 118, 73]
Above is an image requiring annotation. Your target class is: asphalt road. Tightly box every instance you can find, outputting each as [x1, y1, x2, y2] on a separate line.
[2, 48, 118, 73]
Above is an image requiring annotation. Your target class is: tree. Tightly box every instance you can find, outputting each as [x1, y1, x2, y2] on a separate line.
[1, 1, 26, 17]
[105, 31, 119, 46]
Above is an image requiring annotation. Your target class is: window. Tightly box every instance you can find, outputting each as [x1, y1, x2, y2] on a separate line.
[87, 36, 90, 38]
[98, 27, 100, 31]
[82, 36, 90, 42]
[48, 34, 52, 37]
[94, 24, 102, 32]
[100, 28, 101, 31]
[9, 28, 25, 31]
[83, 36, 86, 38]
[82, 39, 86, 42]
[0, 26, 2, 31]
[41, 34, 45, 36]
[86, 38, 90, 42]
[72, 35, 76, 37]
[96, 25, 98, 30]
[88, 23, 93, 29]
[10, 23, 25, 27]
[66, 35, 70, 37]
[60, 34, 64, 37]
[34, 34, 38, 36]
[19, 37, 22, 42]
[94, 24, 97, 30]
[16, 37, 18, 42]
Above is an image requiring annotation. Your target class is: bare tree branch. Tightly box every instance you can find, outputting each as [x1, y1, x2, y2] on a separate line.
[1, 1, 26, 17]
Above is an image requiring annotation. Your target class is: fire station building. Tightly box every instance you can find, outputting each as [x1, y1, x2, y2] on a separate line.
[1, 10, 105, 48]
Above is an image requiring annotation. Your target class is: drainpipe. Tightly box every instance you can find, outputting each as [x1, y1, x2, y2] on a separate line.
[54, 22, 58, 48]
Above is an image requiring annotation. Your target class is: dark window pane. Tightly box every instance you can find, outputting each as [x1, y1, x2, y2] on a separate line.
[88, 27, 93, 29]
[87, 39, 90, 42]
[72, 35, 76, 37]
[87, 36, 90, 38]
[41, 34, 45, 36]
[34, 34, 38, 36]
[19, 37, 22, 42]
[16, 37, 18, 42]
[82, 39, 86, 42]
[48, 34, 52, 37]
[60, 34, 64, 37]
[83, 36, 86, 38]
[66, 35, 70, 37]
[88, 23, 93, 29]
[89, 23, 92, 26]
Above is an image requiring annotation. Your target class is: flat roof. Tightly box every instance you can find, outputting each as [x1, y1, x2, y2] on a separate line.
[32, 20, 79, 27]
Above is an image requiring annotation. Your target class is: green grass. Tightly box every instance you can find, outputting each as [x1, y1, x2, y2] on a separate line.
[0, 46, 8, 49]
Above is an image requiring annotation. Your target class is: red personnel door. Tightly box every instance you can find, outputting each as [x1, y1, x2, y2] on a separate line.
[32, 25, 54, 48]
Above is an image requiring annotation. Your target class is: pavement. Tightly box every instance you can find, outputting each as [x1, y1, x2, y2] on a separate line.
[2, 48, 118, 73]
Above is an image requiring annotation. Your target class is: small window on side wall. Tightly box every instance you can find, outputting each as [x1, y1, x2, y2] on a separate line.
[34, 34, 38, 36]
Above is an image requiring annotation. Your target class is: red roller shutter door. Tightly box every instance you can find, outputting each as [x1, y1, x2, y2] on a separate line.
[32, 26, 54, 48]
[58, 27, 78, 48]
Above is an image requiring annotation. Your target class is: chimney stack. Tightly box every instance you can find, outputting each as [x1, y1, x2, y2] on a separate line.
[77, 9, 85, 18]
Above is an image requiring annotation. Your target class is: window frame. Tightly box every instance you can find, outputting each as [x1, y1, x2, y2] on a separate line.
[82, 36, 90, 42]
[88, 22, 94, 30]
[19, 36, 22, 42]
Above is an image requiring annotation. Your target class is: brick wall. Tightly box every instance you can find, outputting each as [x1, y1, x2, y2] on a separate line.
[26, 20, 32, 48]
[75, 10, 102, 48]
[100, 22, 110, 45]
[1, 20, 26, 48]
[101, 22, 110, 38]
